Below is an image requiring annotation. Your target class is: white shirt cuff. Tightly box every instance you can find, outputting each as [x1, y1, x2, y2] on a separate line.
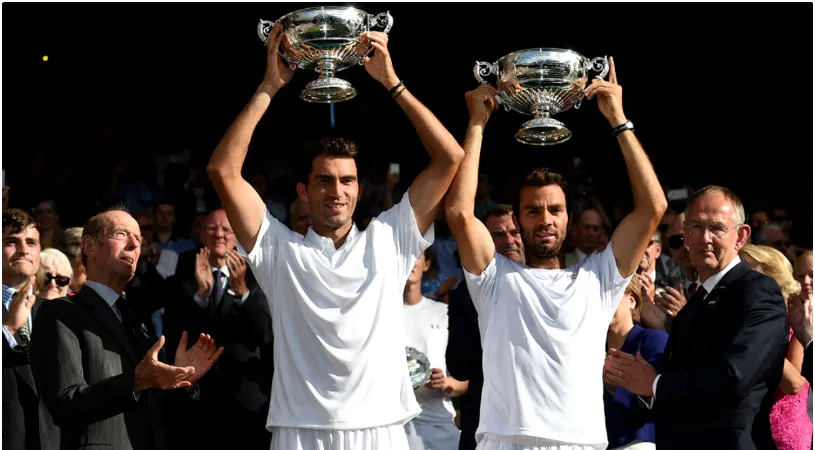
[637, 374, 661, 410]
[193, 293, 209, 309]
[231, 289, 251, 305]
[2, 325, 17, 349]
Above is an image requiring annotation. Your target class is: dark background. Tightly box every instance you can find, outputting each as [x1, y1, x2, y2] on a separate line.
[3, 2, 813, 225]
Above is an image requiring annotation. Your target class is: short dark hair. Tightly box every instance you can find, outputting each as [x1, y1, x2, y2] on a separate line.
[3, 208, 39, 236]
[512, 168, 568, 219]
[480, 204, 514, 224]
[422, 245, 440, 281]
[298, 137, 360, 183]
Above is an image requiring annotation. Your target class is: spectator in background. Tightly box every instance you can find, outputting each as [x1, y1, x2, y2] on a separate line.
[604, 275, 668, 449]
[153, 200, 197, 255]
[756, 223, 792, 261]
[32, 200, 60, 249]
[249, 168, 288, 223]
[54, 227, 86, 295]
[739, 244, 812, 450]
[750, 209, 770, 230]
[563, 208, 604, 266]
[288, 198, 311, 236]
[35, 248, 73, 300]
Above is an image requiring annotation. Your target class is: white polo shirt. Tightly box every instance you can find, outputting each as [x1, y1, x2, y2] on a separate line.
[463, 244, 632, 448]
[239, 192, 433, 431]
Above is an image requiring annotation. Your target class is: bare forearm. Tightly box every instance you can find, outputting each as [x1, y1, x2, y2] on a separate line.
[448, 377, 470, 397]
[445, 124, 483, 217]
[208, 86, 275, 178]
[618, 131, 666, 217]
[780, 358, 807, 395]
[394, 89, 462, 166]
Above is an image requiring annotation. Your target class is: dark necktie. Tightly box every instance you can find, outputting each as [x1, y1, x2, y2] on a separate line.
[688, 282, 699, 299]
[115, 297, 137, 339]
[210, 271, 227, 313]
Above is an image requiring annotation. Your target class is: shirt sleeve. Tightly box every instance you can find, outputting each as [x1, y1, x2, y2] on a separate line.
[2, 325, 17, 349]
[587, 243, 634, 317]
[462, 254, 500, 316]
[371, 188, 435, 279]
[236, 210, 286, 302]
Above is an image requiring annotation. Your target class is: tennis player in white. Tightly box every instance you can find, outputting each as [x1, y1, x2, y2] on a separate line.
[207, 23, 464, 450]
[444, 62, 666, 450]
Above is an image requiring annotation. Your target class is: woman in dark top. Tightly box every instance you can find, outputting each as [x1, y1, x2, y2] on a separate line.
[604, 275, 669, 449]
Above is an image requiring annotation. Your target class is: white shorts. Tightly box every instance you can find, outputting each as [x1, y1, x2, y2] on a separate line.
[271, 424, 410, 450]
[405, 420, 461, 450]
[475, 433, 600, 450]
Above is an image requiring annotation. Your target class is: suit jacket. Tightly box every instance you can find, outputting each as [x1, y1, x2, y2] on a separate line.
[653, 260, 788, 450]
[162, 259, 274, 449]
[446, 283, 482, 450]
[30, 287, 170, 450]
[2, 297, 59, 450]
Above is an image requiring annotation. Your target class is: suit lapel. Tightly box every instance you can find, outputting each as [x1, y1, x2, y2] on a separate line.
[76, 287, 140, 365]
[662, 260, 753, 366]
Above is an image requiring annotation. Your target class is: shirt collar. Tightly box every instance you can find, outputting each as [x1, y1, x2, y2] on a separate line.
[305, 223, 359, 256]
[212, 264, 230, 278]
[85, 280, 123, 310]
[698, 256, 742, 295]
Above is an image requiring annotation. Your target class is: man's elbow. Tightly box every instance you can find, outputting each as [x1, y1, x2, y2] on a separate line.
[444, 203, 471, 227]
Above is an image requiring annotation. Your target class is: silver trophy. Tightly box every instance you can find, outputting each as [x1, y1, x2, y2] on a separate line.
[258, 6, 393, 103]
[475, 49, 609, 146]
[406, 346, 431, 389]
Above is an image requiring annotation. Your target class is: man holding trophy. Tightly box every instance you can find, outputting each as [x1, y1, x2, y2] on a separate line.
[207, 16, 465, 450]
[444, 59, 667, 449]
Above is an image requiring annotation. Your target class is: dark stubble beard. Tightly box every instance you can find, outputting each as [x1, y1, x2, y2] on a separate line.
[520, 223, 562, 263]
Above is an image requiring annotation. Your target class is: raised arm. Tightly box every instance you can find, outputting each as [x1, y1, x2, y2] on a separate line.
[207, 23, 294, 253]
[585, 57, 667, 277]
[444, 85, 500, 275]
[362, 32, 464, 234]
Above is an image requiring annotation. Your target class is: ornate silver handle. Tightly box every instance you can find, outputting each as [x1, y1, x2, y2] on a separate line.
[473, 61, 498, 84]
[257, 19, 275, 45]
[369, 11, 394, 34]
[586, 56, 609, 79]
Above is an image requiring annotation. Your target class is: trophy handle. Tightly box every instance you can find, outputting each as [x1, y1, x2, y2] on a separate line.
[586, 56, 610, 79]
[497, 92, 512, 112]
[257, 19, 275, 45]
[369, 11, 394, 34]
[473, 61, 498, 84]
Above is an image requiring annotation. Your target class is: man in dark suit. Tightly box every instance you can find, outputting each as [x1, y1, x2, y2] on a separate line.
[162, 208, 274, 450]
[446, 205, 524, 450]
[30, 208, 223, 450]
[605, 186, 788, 450]
[2, 209, 59, 450]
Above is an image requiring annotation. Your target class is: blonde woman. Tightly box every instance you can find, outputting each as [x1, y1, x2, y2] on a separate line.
[35, 248, 73, 300]
[739, 244, 811, 450]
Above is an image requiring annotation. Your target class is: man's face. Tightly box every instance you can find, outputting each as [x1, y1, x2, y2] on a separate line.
[83, 211, 142, 280]
[406, 252, 429, 287]
[750, 210, 769, 229]
[485, 214, 524, 264]
[290, 201, 312, 236]
[136, 214, 154, 245]
[2, 225, 41, 280]
[299, 156, 359, 232]
[666, 212, 691, 270]
[517, 185, 568, 262]
[155, 204, 175, 231]
[34, 201, 58, 230]
[576, 210, 603, 254]
[684, 193, 750, 280]
[640, 238, 662, 273]
[795, 253, 813, 299]
[201, 210, 236, 258]
[761, 226, 789, 255]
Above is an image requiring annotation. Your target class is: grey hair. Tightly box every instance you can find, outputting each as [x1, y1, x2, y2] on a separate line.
[755, 223, 785, 245]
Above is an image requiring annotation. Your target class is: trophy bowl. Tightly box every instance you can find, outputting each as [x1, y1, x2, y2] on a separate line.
[475, 49, 609, 146]
[406, 346, 431, 389]
[258, 6, 393, 103]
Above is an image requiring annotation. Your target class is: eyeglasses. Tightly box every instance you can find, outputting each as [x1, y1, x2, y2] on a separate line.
[45, 272, 71, 287]
[668, 234, 684, 250]
[106, 230, 144, 246]
[204, 224, 234, 235]
[687, 222, 734, 239]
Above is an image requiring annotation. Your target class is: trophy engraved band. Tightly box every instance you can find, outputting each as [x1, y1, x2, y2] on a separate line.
[258, 6, 393, 103]
[474, 49, 609, 146]
[406, 346, 431, 389]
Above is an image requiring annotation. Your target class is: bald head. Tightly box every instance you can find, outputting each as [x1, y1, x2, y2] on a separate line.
[575, 209, 603, 254]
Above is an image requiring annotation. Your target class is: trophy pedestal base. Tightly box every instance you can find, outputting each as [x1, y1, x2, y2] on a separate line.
[515, 117, 572, 146]
[301, 77, 357, 103]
